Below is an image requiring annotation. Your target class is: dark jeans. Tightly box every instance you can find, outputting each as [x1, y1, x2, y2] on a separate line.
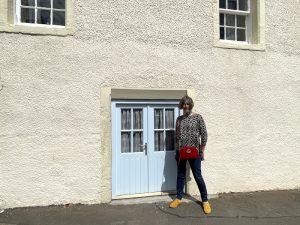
[176, 157, 208, 202]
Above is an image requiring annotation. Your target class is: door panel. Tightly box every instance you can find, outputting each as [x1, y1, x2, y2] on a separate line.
[114, 106, 148, 196]
[148, 106, 179, 192]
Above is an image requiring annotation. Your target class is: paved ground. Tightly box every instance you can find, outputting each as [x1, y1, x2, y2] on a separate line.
[0, 190, 300, 225]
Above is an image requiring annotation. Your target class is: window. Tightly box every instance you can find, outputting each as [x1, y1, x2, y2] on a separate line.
[219, 0, 250, 43]
[154, 108, 176, 151]
[16, 0, 66, 26]
[120, 108, 144, 153]
[214, 0, 266, 50]
[0, 0, 73, 35]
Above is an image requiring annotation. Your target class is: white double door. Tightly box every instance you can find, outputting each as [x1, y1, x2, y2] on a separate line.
[112, 101, 180, 197]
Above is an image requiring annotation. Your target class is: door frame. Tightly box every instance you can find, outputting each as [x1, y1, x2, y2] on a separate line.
[111, 100, 180, 199]
[99, 87, 196, 203]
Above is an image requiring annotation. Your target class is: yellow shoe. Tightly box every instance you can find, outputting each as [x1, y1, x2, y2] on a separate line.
[202, 201, 212, 214]
[169, 198, 182, 208]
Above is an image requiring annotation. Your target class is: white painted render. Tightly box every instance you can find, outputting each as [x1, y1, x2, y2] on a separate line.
[0, 0, 300, 209]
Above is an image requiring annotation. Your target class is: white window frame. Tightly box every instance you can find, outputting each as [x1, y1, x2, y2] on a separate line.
[15, 0, 66, 28]
[219, 0, 252, 44]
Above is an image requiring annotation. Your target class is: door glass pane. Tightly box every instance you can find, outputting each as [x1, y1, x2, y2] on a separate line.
[226, 28, 235, 40]
[21, 0, 35, 6]
[226, 14, 235, 26]
[219, 0, 226, 9]
[121, 109, 131, 130]
[21, 8, 35, 23]
[37, 0, 51, 8]
[166, 131, 175, 151]
[133, 132, 143, 152]
[239, 0, 248, 11]
[37, 9, 51, 24]
[121, 132, 131, 153]
[154, 131, 164, 151]
[237, 29, 246, 41]
[53, 0, 66, 9]
[154, 109, 163, 129]
[237, 15, 246, 28]
[53, 11, 65, 26]
[133, 109, 143, 129]
[228, 0, 237, 10]
[165, 109, 174, 129]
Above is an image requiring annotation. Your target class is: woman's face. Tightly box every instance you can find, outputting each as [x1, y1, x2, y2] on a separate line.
[183, 102, 192, 115]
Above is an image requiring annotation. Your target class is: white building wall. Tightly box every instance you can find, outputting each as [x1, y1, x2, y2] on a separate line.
[0, 0, 300, 208]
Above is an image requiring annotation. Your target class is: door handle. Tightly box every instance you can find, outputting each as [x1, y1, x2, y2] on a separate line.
[140, 143, 147, 155]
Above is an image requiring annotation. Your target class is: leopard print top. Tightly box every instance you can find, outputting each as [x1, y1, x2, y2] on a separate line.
[175, 113, 207, 155]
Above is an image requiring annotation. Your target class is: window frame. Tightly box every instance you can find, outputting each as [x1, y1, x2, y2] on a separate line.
[219, 2, 252, 44]
[213, 0, 266, 51]
[0, 0, 74, 36]
[15, 0, 66, 28]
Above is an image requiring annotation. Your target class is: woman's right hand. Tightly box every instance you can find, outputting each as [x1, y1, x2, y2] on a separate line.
[175, 151, 179, 162]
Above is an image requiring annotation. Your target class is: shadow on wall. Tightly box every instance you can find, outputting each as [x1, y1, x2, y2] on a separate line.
[0, 198, 6, 212]
[161, 151, 193, 199]
[161, 151, 183, 196]
[0, 72, 3, 91]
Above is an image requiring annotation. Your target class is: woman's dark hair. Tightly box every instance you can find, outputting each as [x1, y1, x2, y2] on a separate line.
[179, 95, 194, 109]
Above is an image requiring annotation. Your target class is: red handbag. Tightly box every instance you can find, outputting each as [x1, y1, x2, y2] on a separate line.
[179, 146, 199, 160]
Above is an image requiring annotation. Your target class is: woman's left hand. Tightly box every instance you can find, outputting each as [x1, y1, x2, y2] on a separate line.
[200, 146, 205, 160]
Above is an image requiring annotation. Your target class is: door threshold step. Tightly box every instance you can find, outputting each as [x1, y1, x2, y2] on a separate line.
[111, 195, 175, 205]
[110, 194, 219, 205]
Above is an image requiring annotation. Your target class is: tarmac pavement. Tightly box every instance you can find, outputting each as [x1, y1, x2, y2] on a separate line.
[0, 190, 299, 225]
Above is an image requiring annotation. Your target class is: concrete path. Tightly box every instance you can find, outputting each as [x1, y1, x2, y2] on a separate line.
[0, 190, 299, 225]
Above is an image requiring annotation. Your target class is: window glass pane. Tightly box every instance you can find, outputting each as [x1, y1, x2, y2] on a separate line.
[239, 0, 248, 11]
[53, 11, 65, 26]
[121, 109, 131, 130]
[154, 131, 164, 151]
[237, 29, 246, 41]
[37, 9, 51, 25]
[21, 7, 35, 23]
[220, 27, 225, 39]
[133, 109, 143, 129]
[154, 109, 163, 129]
[219, 13, 224, 25]
[121, 132, 131, 153]
[166, 131, 175, 151]
[133, 132, 143, 152]
[226, 14, 235, 26]
[226, 28, 235, 40]
[21, 0, 35, 6]
[228, 0, 237, 10]
[165, 109, 174, 129]
[237, 15, 246, 27]
[37, 0, 51, 8]
[53, 0, 66, 9]
[219, 0, 226, 8]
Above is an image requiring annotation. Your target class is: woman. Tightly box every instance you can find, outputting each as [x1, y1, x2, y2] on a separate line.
[169, 95, 212, 214]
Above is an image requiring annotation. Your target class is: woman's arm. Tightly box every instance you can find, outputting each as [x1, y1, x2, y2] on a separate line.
[175, 116, 180, 161]
[199, 115, 208, 151]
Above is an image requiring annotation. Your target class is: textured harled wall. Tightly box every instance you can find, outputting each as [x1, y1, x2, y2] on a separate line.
[0, 0, 300, 208]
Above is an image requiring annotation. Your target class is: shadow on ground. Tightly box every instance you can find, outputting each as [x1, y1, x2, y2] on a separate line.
[0, 190, 300, 225]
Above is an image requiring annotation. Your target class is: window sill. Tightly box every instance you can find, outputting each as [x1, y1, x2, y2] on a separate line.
[0, 23, 74, 36]
[214, 40, 265, 51]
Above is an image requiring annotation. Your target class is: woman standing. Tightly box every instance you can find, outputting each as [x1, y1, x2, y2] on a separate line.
[169, 95, 212, 214]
